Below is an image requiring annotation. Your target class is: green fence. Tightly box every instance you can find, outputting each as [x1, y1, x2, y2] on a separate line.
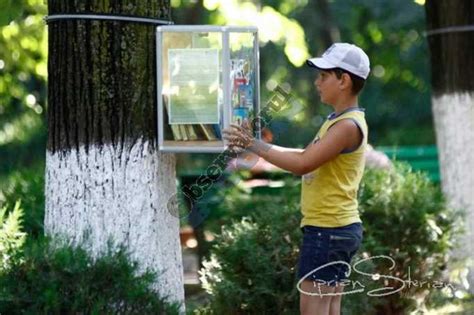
[376, 145, 440, 182]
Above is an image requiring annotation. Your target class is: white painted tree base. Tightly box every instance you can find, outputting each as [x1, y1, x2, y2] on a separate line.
[432, 92, 474, 293]
[44, 139, 185, 310]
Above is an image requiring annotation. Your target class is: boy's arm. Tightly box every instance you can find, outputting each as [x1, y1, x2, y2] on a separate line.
[245, 120, 361, 175]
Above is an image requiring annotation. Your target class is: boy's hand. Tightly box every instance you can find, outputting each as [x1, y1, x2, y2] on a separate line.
[222, 121, 254, 151]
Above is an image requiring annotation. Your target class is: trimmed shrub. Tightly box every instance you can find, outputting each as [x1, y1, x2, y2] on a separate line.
[200, 205, 301, 314]
[0, 236, 181, 314]
[356, 162, 465, 314]
[1, 168, 181, 314]
[198, 162, 464, 314]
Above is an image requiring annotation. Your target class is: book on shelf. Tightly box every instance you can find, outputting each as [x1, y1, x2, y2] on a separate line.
[170, 124, 182, 140]
[178, 125, 188, 141]
[199, 124, 218, 141]
[186, 125, 198, 140]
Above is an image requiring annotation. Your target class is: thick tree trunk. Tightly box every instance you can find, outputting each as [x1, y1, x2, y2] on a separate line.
[425, 0, 474, 293]
[45, 0, 184, 309]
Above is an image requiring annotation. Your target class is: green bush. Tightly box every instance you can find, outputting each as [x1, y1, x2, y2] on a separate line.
[197, 162, 464, 314]
[178, 171, 300, 272]
[0, 236, 181, 314]
[357, 162, 465, 314]
[199, 205, 301, 314]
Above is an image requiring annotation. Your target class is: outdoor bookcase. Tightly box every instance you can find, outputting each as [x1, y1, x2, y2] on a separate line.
[156, 25, 261, 153]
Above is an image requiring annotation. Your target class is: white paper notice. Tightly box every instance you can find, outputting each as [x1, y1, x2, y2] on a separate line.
[168, 48, 220, 124]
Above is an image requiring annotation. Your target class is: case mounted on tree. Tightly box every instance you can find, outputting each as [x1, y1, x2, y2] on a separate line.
[156, 25, 261, 153]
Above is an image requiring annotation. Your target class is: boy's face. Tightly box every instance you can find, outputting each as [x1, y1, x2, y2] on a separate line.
[314, 70, 341, 105]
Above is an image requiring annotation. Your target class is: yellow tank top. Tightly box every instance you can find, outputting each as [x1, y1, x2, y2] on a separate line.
[300, 108, 368, 228]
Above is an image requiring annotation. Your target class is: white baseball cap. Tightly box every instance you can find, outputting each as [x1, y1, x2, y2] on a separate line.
[307, 43, 370, 79]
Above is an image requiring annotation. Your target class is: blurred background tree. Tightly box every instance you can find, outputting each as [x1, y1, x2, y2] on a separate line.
[171, 0, 433, 174]
[0, 0, 47, 228]
[0, 0, 47, 183]
[0, 0, 432, 183]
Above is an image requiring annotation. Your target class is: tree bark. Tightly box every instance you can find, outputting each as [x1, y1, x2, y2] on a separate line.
[425, 0, 474, 293]
[45, 0, 185, 309]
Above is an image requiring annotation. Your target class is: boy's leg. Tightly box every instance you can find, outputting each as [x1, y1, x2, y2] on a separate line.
[299, 280, 335, 315]
[297, 224, 362, 315]
[329, 284, 344, 315]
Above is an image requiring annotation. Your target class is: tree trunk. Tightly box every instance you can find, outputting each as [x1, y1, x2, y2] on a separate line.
[45, 0, 185, 309]
[425, 0, 474, 293]
[314, 0, 340, 49]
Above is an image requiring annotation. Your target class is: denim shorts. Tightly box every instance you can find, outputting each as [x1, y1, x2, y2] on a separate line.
[297, 222, 363, 286]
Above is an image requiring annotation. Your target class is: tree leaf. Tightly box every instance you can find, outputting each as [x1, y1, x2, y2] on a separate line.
[0, 0, 24, 26]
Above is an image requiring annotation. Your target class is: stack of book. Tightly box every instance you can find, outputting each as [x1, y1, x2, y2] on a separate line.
[169, 124, 221, 141]
[163, 95, 221, 142]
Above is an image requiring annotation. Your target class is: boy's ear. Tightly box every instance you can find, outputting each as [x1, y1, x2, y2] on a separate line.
[340, 72, 353, 91]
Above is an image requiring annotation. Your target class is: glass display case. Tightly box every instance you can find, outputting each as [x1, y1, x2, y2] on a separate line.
[156, 25, 260, 153]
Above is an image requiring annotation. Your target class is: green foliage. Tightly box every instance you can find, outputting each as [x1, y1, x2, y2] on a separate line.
[0, 200, 26, 271]
[0, 236, 181, 314]
[0, 167, 179, 314]
[302, 0, 432, 145]
[0, 165, 45, 238]
[199, 205, 301, 314]
[180, 171, 301, 265]
[357, 162, 466, 313]
[197, 162, 464, 314]
[0, 0, 24, 26]
[0, 0, 47, 176]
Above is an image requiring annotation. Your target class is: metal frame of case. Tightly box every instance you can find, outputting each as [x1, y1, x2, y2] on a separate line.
[156, 25, 260, 153]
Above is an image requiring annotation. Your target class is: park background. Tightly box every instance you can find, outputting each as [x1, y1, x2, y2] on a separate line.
[1, 0, 473, 314]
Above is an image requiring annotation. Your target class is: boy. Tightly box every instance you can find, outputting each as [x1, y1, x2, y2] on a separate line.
[223, 43, 370, 315]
